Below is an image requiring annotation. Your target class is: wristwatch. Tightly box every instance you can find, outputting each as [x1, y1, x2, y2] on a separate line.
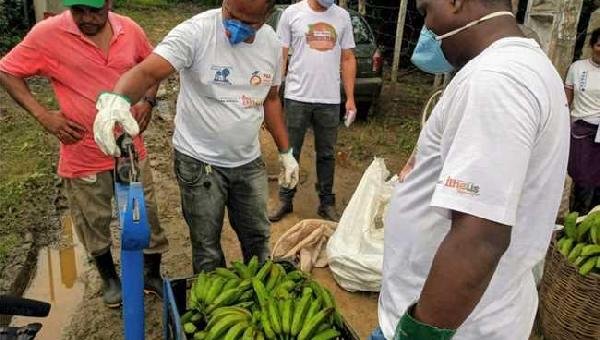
[143, 96, 157, 109]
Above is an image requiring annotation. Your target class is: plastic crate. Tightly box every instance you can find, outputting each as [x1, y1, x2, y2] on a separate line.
[162, 275, 360, 340]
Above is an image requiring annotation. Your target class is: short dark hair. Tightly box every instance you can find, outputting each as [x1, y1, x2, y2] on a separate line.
[591, 28, 600, 47]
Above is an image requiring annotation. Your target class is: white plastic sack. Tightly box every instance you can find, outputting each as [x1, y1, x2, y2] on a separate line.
[326, 158, 396, 292]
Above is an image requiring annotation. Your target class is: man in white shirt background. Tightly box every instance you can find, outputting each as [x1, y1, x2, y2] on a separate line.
[372, 0, 569, 339]
[269, 0, 357, 222]
[565, 27, 600, 215]
[92, 0, 300, 273]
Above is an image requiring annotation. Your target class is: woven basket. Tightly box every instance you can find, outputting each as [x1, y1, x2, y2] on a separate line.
[538, 237, 600, 340]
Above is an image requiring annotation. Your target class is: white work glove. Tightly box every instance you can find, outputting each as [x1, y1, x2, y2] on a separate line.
[278, 148, 299, 189]
[344, 109, 357, 127]
[94, 92, 139, 156]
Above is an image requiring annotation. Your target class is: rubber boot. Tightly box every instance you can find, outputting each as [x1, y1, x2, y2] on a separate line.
[268, 200, 293, 222]
[318, 204, 339, 222]
[143, 253, 163, 299]
[93, 251, 122, 308]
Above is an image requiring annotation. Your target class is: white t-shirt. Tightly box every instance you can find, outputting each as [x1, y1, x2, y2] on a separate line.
[565, 59, 600, 120]
[276, 1, 355, 104]
[154, 9, 282, 167]
[378, 38, 569, 340]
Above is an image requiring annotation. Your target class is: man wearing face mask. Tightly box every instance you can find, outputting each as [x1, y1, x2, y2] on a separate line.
[93, 0, 298, 273]
[0, 0, 168, 308]
[371, 0, 569, 339]
[269, 0, 357, 222]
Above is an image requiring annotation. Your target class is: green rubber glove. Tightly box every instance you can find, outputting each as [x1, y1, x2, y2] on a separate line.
[395, 304, 456, 340]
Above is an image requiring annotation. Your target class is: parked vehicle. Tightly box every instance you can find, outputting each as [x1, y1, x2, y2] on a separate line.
[267, 5, 384, 120]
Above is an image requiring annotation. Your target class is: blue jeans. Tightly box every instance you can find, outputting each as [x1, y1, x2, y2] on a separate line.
[279, 99, 340, 206]
[369, 327, 386, 340]
[174, 150, 270, 273]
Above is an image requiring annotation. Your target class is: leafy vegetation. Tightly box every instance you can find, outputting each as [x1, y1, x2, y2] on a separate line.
[0, 80, 57, 270]
[0, 0, 35, 54]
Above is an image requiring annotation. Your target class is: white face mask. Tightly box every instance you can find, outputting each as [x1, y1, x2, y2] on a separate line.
[411, 11, 515, 74]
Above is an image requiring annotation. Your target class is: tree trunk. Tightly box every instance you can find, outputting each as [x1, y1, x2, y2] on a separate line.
[391, 0, 409, 83]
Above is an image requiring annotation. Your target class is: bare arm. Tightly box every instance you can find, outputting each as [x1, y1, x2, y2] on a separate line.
[398, 148, 416, 182]
[0, 71, 85, 144]
[282, 47, 289, 77]
[113, 53, 175, 103]
[1, 71, 53, 121]
[414, 211, 511, 329]
[565, 87, 574, 109]
[130, 82, 160, 133]
[263, 86, 289, 152]
[341, 48, 357, 109]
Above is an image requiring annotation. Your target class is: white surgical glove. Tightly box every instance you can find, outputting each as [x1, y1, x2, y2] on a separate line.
[94, 92, 139, 156]
[278, 148, 299, 189]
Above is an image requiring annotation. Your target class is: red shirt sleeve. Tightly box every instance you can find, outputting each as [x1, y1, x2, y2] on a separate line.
[0, 23, 56, 78]
[133, 23, 154, 62]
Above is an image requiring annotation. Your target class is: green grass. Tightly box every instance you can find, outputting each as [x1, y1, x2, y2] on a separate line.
[0, 233, 19, 269]
[116, 3, 204, 44]
[0, 80, 57, 270]
[338, 112, 421, 173]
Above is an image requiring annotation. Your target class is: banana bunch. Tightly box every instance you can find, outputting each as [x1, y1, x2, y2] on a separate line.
[557, 211, 600, 276]
[251, 279, 343, 340]
[181, 257, 347, 340]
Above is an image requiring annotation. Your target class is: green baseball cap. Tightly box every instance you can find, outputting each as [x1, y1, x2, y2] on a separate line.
[63, 0, 105, 8]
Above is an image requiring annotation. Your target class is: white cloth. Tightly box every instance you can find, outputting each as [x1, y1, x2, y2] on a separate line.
[154, 9, 283, 167]
[565, 59, 600, 142]
[271, 219, 337, 273]
[378, 38, 569, 340]
[276, 1, 355, 104]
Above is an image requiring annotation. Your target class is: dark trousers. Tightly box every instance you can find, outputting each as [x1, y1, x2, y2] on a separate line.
[570, 182, 600, 215]
[279, 99, 340, 206]
[568, 120, 600, 215]
[174, 150, 270, 274]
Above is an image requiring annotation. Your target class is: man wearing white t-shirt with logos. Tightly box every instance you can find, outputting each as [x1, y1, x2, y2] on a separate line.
[269, 0, 357, 222]
[564, 28, 600, 215]
[371, 0, 569, 339]
[92, 0, 300, 273]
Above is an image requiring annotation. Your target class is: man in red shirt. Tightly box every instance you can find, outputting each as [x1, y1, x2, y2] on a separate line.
[0, 0, 168, 307]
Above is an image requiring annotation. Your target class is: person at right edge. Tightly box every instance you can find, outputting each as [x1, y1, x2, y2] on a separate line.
[370, 0, 569, 339]
[269, 0, 357, 222]
[565, 27, 600, 215]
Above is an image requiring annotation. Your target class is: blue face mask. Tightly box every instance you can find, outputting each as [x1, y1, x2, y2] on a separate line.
[223, 19, 256, 45]
[317, 0, 335, 9]
[411, 11, 515, 74]
[411, 26, 455, 74]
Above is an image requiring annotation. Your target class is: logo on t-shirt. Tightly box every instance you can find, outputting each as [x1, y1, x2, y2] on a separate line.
[212, 66, 232, 85]
[240, 95, 264, 108]
[578, 71, 588, 92]
[439, 176, 480, 196]
[250, 71, 274, 86]
[305, 22, 337, 51]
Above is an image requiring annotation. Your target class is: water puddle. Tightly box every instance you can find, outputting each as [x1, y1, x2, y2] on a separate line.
[11, 213, 87, 339]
